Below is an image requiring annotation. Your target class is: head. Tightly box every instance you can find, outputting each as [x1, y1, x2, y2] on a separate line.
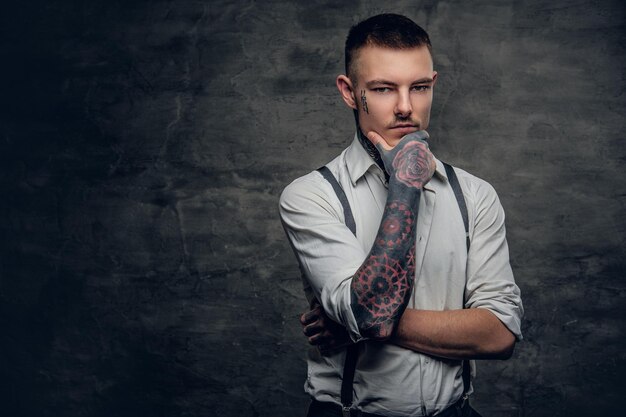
[337, 14, 437, 148]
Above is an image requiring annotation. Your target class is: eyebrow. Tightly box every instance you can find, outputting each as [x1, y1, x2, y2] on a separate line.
[366, 78, 434, 88]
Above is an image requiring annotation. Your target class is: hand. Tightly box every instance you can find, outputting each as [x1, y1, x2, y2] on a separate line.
[366, 130, 436, 189]
[300, 301, 353, 355]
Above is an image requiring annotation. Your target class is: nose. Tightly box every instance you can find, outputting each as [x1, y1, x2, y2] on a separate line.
[394, 90, 412, 118]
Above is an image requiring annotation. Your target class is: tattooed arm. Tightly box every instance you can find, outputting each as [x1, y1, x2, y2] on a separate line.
[302, 302, 516, 359]
[301, 152, 520, 358]
[348, 131, 435, 340]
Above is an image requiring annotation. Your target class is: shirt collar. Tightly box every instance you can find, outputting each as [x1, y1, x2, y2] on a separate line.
[424, 159, 447, 192]
[345, 132, 447, 190]
[345, 133, 380, 186]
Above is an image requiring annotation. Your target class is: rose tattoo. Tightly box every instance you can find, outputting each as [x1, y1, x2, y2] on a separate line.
[392, 141, 435, 188]
[375, 131, 435, 190]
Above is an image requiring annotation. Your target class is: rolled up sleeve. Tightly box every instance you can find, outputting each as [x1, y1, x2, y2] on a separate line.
[464, 180, 524, 340]
[279, 175, 367, 342]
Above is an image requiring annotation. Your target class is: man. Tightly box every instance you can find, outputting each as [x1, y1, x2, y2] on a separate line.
[279, 13, 523, 417]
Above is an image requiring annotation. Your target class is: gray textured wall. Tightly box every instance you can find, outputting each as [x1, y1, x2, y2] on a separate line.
[1, 1, 624, 416]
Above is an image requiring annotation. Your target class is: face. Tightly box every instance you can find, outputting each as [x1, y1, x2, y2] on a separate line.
[337, 45, 437, 148]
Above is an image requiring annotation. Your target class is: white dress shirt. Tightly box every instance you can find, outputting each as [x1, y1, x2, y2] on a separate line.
[279, 134, 523, 416]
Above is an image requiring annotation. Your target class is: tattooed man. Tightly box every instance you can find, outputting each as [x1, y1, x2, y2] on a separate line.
[279, 14, 523, 417]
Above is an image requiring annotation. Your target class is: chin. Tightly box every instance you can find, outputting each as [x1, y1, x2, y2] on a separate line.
[388, 129, 418, 142]
[384, 137, 403, 148]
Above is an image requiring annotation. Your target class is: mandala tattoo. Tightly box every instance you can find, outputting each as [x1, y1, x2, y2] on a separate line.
[351, 199, 418, 339]
[377, 202, 415, 247]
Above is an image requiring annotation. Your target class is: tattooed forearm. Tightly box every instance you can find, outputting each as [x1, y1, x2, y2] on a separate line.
[351, 197, 418, 339]
[360, 90, 369, 114]
[350, 132, 435, 340]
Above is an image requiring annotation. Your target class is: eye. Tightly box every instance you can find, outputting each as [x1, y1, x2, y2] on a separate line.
[373, 87, 391, 93]
[411, 85, 431, 92]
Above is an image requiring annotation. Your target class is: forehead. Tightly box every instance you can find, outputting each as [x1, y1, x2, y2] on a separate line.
[352, 45, 434, 83]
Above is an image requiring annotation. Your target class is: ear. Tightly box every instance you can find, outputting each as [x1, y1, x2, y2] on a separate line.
[336, 75, 357, 110]
[431, 71, 438, 86]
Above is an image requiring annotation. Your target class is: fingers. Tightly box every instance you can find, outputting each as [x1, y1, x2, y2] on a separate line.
[308, 328, 350, 349]
[304, 320, 335, 346]
[300, 305, 321, 325]
[303, 320, 323, 337]
[366, 131, 393, 152]
[300, 304, 352, 350]
[301, 305, 325, 340]
[301, 303, 330, 344]
[308, 329, 332, 345]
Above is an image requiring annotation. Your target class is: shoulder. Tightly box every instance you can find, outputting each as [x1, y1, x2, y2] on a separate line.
[279, 151, 346, 214]
[449, 165, 503, 216]
[279, 170, 328, 208]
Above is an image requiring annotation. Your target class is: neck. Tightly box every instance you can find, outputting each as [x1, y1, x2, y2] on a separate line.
[354, 111, 389, 181]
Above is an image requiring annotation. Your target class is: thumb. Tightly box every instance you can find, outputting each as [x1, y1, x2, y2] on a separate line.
[366, 131, 392, 152]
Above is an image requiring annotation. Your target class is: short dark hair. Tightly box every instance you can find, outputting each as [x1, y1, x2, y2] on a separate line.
[345, 13, 432, 82]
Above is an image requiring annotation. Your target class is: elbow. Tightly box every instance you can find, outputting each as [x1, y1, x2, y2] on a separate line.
[355, 314, 399, 342]
[350, 295, 402, 341]
[484, 330, 516, 360]
[359, 319, 397, 341]
[476, 309, 518, 360]
[493, 340, 515, 360]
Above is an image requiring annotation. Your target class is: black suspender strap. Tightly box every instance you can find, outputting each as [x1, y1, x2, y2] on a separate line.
[340, 344, 359, 412]
[316, 166, 359, 412]
[318, 163, 473, 408]
[317, 166, 357, 236]
[443, 162, 470, 252]
[442, 161, 472, 398]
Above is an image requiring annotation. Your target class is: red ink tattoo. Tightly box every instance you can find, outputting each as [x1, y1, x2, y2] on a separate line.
[351, 198, 418, 339]
[392, 141, 433, 189]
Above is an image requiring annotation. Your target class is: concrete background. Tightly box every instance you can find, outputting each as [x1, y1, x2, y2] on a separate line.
[1, 1, 624, 416]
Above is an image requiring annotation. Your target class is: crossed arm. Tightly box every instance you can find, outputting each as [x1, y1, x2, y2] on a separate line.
[347, 132, 430, 339]
[302, 303, 516, 360]
[299, 131, 517, 360]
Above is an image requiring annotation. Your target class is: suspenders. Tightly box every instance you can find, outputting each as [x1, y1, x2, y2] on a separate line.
[317, 166, 357, 235]
[316, 162, 472, 413]
[442, 162, 473, 400]
[443, 163, 471, 252]
[317, 166, 361, 414]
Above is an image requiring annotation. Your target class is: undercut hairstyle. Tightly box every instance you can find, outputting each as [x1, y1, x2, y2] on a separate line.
[345, 13, 432, 83]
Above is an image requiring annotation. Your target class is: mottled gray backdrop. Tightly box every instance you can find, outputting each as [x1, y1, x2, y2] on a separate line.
[1, 1, 624, 416]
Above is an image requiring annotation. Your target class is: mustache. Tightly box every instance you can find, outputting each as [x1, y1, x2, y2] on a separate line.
[388, 119, 420, 128]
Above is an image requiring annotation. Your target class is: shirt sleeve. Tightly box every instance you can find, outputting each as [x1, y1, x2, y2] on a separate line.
[464, 179, 524, 340]
[279, 174, 368, 342]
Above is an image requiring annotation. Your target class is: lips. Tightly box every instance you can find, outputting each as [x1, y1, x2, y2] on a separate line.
[390, 125, 419, 136]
